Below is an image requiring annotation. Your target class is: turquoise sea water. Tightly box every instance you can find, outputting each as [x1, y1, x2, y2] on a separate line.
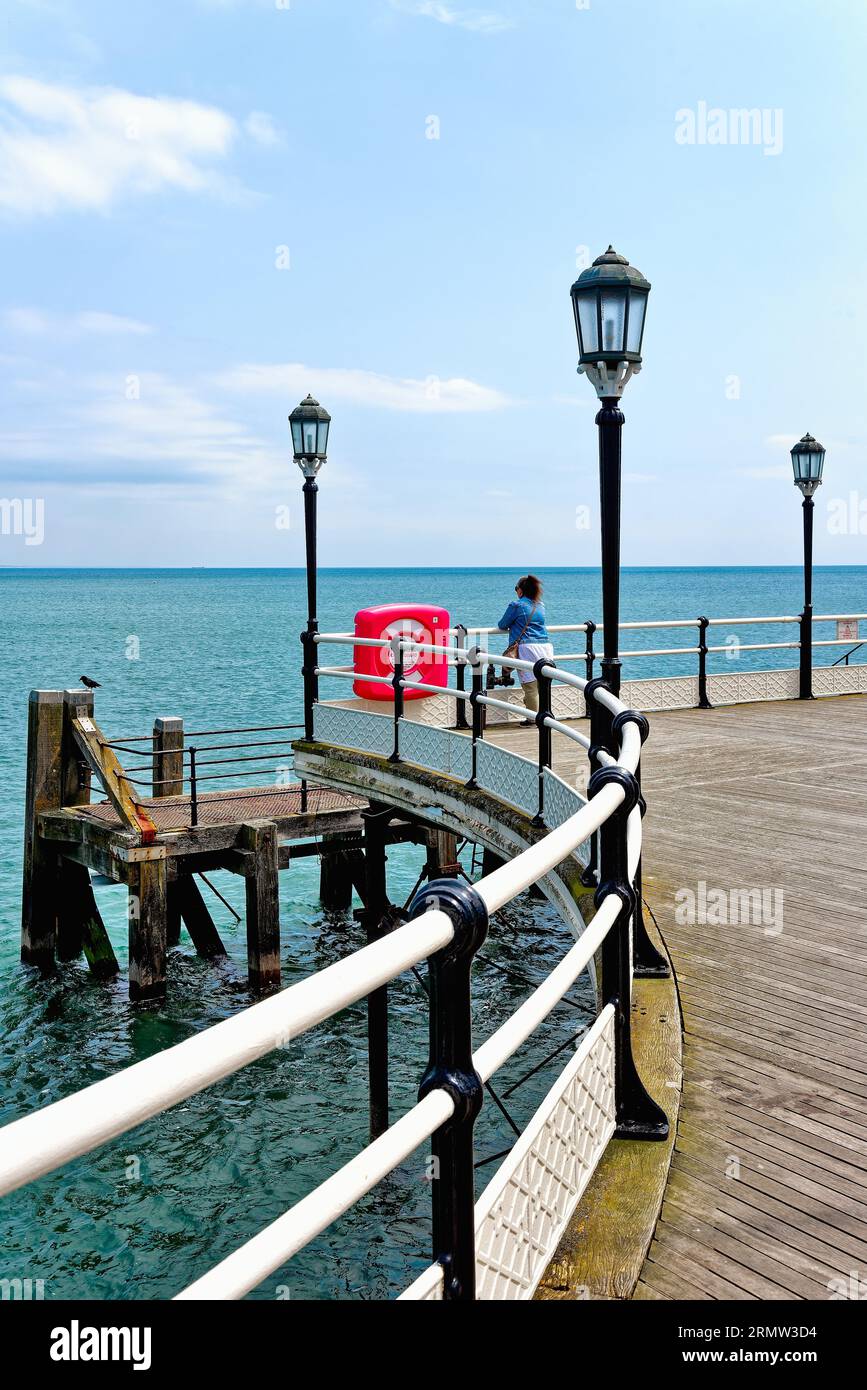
[0, 566, 864, 1300]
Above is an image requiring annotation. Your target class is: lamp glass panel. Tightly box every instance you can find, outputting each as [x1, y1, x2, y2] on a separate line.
[600, 289, 627, 353]
[811, 450, 824, 479]
[626, 289, 647, 354]
[576, 293, 599, 355]
[317, 419, 330, 455]
[302, 421, 318, 454]
[291, 420, 304, 454]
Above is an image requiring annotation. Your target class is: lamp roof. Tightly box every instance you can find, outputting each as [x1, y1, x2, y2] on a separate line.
[289, 394, 331, 424]
[571, 246, 651, 296]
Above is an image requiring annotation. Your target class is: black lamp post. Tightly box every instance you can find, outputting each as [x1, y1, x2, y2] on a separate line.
[790, 432, 826, 701]
[571, 250, 668, 982]
[571, 247, 650, 702]
[290, 394, 331, 738]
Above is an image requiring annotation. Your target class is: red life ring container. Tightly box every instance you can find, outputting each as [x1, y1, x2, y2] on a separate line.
[353, 604, 450, 701]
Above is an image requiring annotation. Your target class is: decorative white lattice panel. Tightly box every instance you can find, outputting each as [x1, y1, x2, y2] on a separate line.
[551, 684, 584, 719]
[621, 675, 698, 711]
[476, 741, 539, 817]
[542, 768, 585, 831]
[397, 718, 452, 775]
[813, 663, 867, 696]
[447, 731, 474, 783]
[705, 667, 800, 705]
[312, 703, 393, 758]
[473, 1006, 615, 1300]
[398, 1007, 616, 1303]
[398, 1263, 444, 1301]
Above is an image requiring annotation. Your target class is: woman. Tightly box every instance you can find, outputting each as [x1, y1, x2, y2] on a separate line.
[497, 574, 554, 718]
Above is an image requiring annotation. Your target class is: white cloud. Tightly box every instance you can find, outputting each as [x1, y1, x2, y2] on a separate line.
[4, 307, 154, 336]
[244, 110, 281, 146]
[215, 361, 514, 413]
[0, 369, 283, 487]
[0, 75, 239, 216]
[740, 464, 790, 480]
[389, 1, 514, 34]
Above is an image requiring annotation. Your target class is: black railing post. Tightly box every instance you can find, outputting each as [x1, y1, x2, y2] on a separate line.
[467, 652, 484, 789]
[581, 677, 611, 886]
[362, 804, 393, 1141]
[188, 746, 198, 828]
[800, 495, 815, 700]
[390, 639, 404, 763]
[584, 620, 596, 683]
[533, 659, 554, 827]
[301, 629, 318, 741]
[697, 616, 712, 709]
[611, 709, 669, 979]
[589, 763, 668, 1141]
[413, 879, 489, 1301]
[454, 624, 469, 730]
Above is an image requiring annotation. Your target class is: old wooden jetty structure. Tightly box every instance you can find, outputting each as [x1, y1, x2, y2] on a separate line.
[4, 609, 867, 1300]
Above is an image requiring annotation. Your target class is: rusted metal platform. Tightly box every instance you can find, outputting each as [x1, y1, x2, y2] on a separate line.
[75, 784, 366, 835]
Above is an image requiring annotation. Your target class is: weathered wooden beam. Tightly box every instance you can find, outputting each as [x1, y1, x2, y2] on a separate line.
[172, 876, 227, 958]
[21, 690, 65, 971]
[128, 850, 168, 1003]
[153, 717, 184, 798]
[426, 828, 460, 880]
[57, 860, 119, 979]
[241, 821, 280, 993]
[70, 704, 158, 843]
[319, 833, 355, 911]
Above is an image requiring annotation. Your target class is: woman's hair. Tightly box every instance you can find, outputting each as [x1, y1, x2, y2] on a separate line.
[517, 574, 543, 601]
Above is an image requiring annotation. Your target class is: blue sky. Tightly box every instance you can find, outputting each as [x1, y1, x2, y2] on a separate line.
[0, 0, 865, 567]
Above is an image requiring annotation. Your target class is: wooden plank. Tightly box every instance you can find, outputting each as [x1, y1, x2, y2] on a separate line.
[491, 695, 867, 1300]
[319, 833, 355, 911]
[128, 852, 168, 1003]
[153, 717, 184, 798]
[69, 706, 158, 843]
[241, 821, 280, 993]
[21, 690, 65, 971]
[57, 860, 119, 979]
[173, 876, 227, 959]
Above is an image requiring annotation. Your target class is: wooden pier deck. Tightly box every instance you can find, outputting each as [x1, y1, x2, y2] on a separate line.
[489, 694, 867, 1301]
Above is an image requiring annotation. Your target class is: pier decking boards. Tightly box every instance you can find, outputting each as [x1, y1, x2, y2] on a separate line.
[491, 694, 867, 1301]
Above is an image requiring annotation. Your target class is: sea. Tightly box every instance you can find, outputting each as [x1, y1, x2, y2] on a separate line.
[0, 565, 864, 1300]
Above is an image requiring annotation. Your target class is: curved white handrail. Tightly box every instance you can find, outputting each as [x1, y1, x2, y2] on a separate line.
[1, 623, 652, 1304]
[0, 909, 454, 1200]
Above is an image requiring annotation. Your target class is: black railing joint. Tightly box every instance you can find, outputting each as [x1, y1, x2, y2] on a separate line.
[587, 763, 641, 816]
[611, 707, 650, 745]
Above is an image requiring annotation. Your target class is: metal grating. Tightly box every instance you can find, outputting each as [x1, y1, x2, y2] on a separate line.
[75, 784, 365, 832]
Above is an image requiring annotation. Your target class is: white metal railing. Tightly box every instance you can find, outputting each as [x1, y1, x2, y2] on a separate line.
[0, 630, 654, 1303]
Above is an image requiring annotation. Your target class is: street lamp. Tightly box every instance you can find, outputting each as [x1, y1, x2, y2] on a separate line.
[290, 394, 331, 738]
[571, 247, 651, 700]
[571, 248, 668, 989]
[790, 432, 826, 700]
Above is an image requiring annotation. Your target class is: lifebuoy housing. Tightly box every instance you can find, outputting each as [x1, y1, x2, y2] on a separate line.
[353, 604, 450, 701]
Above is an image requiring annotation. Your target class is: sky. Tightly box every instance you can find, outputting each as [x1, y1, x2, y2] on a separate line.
[0, 0, 865, 568]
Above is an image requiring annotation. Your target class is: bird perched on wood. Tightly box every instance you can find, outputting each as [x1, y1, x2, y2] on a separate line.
[78, 675, 101, 690]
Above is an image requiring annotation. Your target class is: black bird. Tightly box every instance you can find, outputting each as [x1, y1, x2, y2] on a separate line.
[79, 675, 101, 690]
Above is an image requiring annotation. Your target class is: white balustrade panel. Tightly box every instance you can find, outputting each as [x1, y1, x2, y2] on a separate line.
[475, 740, 539, 817]
[312, 703, 393, 757]
[396, 719, 473, 782]
[399, 1006, 616, 1302]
